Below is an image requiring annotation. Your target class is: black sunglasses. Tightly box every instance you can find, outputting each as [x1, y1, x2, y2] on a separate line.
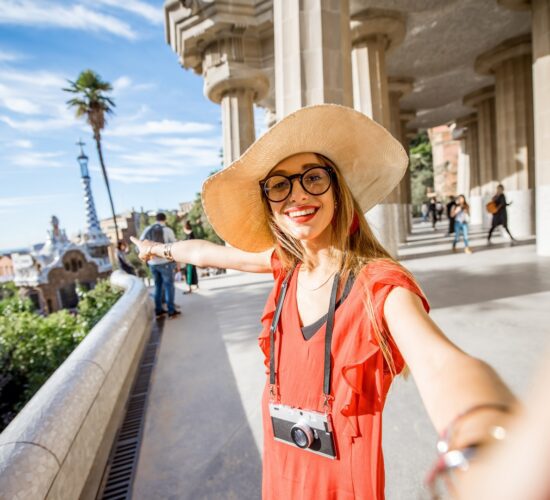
[259, 165, 335, 203]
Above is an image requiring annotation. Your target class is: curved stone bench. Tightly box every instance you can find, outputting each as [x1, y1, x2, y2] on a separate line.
[0, 271, 153, 499]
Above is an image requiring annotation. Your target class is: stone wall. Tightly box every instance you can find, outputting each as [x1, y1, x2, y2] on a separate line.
[0, 271, 153, 499]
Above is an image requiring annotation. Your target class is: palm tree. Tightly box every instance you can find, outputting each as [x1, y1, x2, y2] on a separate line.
[64, 69, 119, 245]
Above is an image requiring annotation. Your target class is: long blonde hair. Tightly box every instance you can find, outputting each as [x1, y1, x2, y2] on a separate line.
[262, 153, 413, 377]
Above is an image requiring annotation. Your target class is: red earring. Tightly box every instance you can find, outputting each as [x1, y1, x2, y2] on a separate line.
[349, 212, 359, 235]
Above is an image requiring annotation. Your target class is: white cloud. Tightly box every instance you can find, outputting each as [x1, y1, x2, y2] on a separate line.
[14, 139, 32, 148]
[153, 137, 221, 148]
[107, 119, 215, 137]
[112, 76, 132, 93]
[0, 194, 70, 208]
[10, 151, 66, 168]
[1, 95, 41, 115]
[0, 69, 71, 119]
[111, 76, 155, 97]
[0, 1, 137, 40]
[1, 69, 66, 88]
[95, 0, 163, 25]
[0, 49, 20, 62]
[1, 113, 78, 132]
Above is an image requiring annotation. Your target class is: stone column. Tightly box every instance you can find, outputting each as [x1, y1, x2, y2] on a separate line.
[219, 89, 256, 166]
[389, 78, 414, 242]
[475, 35, 535, 238]
[273, 0, 353, 119]
[463, 86, 498, 228]
[350, 9, 406, 256]
[203, 36, 269, 167]
[456, 115, 481, 225]
[400, 111, 416, 233]
[533, 0, 550, 255]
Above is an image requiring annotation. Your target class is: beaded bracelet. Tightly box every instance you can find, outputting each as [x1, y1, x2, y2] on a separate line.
[425, 403, 510, 499]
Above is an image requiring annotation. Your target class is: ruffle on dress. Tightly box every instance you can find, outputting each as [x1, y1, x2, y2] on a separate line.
[339, 339, 381, 437]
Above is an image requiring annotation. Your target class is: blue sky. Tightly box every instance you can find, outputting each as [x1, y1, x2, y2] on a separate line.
[0, 0, 252, 251]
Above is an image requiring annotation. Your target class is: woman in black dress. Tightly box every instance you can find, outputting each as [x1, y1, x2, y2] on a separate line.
[488, 184, 515, 243]
[183, 221, 199, 293]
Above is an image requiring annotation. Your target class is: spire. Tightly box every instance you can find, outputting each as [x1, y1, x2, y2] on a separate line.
[76, 141, 110, 247]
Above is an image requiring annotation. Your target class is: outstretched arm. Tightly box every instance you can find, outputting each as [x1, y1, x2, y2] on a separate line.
[130, 236, 273, 274]
[384, 287, 516, 441]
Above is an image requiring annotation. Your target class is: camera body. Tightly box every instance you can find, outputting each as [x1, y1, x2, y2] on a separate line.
[269, 402, 337, 459]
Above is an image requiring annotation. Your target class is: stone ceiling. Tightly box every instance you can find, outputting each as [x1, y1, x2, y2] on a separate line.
[351, 0, 531, 130]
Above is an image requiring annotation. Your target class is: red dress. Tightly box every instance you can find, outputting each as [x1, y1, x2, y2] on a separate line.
[259, 255, 429, 500]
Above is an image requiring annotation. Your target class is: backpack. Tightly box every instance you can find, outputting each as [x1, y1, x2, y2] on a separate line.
[144, 223, 165, 243]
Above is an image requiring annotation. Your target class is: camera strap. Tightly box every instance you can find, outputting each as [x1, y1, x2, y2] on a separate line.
[268, 266, 341, 409]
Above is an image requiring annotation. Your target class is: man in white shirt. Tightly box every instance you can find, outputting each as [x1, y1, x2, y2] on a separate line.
[140, 212, 180, 318]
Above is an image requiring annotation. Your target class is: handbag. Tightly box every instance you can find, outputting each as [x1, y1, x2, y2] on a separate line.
[486, 201, 498, 214]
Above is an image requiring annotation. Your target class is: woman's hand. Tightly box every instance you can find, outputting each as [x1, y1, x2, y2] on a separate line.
[130, 236, 158, 262]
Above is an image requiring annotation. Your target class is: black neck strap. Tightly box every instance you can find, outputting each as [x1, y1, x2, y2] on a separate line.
[269, 268, 341, 402]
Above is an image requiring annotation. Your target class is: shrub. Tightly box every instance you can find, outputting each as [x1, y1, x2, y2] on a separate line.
[0, 280, 122, 431]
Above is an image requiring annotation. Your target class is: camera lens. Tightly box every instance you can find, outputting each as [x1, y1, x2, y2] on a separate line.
[290, 420, 314, 449]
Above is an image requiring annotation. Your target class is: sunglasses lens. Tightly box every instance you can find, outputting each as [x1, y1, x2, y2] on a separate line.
[302, 167, 331, 195]
[264, 176, 291, 201]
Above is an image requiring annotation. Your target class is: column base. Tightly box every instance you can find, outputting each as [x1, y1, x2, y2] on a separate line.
[506, 189, 534, 238]
[397, 203, 409, 243]
[469, 195, 484, 226]
[536, 185, 550, 256]
[365, 203, 399, 258]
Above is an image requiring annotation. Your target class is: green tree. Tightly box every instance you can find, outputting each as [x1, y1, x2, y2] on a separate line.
[0, 281, 122, 431]
[409, 131, 434, 215]
[64, 70, 119, 244]
[184, 169, 224, 244]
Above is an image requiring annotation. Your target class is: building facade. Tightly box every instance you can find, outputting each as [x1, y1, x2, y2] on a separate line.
[0, 256, 14, 283]
[164, 0, 550, 256]
[12, 216, 111, 313]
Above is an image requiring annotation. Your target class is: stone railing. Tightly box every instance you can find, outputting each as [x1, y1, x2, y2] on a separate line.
[0, 271, 153, 499]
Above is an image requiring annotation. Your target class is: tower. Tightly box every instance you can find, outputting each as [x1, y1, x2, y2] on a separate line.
[76, 140, 112, 271]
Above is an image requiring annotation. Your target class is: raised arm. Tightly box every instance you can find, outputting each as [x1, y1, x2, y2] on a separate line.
[130, 236, 273, 274]
[384, 287, 516, 441]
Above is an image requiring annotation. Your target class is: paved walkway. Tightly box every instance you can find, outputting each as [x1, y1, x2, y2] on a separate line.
[132, 221, 550, 500]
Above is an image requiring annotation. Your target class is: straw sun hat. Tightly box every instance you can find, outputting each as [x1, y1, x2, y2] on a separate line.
[202, 103, 408, 252]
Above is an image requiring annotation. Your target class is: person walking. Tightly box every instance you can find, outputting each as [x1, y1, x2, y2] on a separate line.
[487, 184, 516, 244]
[140, 212, 180, 319]
[451, 195, 472, 254]
[132, 105, 515, 500]
[116, 240, 136, 275]
[429, 197, 438, 229]
[445, 195, 456, 236]
[421, 201, 429, 222]
[182, 220, 199, 294]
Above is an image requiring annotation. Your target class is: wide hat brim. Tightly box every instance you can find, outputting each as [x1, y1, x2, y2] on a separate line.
[202, 104, 409, 252]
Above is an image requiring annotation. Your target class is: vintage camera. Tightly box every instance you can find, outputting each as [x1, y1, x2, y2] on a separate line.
[269, 402, 337, 459]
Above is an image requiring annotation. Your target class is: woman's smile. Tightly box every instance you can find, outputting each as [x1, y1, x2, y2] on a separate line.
[284, 205, 320, 224]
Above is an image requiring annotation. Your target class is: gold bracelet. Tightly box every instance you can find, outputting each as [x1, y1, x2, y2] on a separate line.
[146, 244, 158, 261]
[163, 243, 174, 261]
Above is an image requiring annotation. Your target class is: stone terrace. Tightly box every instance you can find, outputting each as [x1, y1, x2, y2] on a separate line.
[130, 220, 550, 500]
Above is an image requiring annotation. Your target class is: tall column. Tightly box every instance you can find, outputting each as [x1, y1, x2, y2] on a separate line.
[463, 86, 498, 228]
[533, 0, 550, 255]
[350, 9, 406, 256]
[219, 88, 256, 167]
[274, 0, 353, 120]
[456, 115, 481, 224]
[389, 78, 414, 242]
[475, 35, 535, 237]
[400, 111, 416, 233]
[203, 35, 269, 167]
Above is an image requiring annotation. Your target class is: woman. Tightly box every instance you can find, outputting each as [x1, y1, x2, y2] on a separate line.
[451, 194, 472, 254]
[487, 184, 515, 243]
[182, 220, 199, 294]
[132, 105, 514, 499]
